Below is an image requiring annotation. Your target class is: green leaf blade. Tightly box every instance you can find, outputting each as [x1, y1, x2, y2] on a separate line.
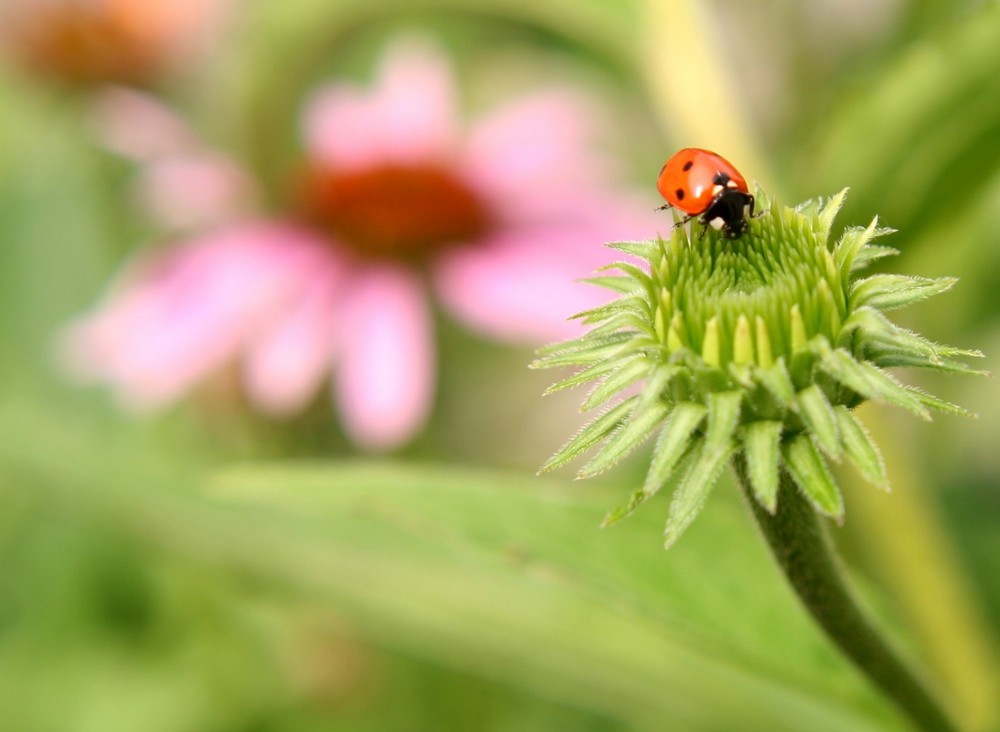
[743, 421, 783, 512]
[539, 397, 637, 474]
[834, 216, 879, 277]
[605, 239, 660, 260]
[582, 357, 651, 411]
[663, 440, 733, 549]
[819, 348, 931, 419]
[531, 337, 632, 370]
[703, 391, 743, 461]
[782, 435, 844, 519]
[834, 407, 887, 488]
[576, 400, 670, 479]
[578, 275, 641, 293]
[534, 330, 633, 359]
[851, 243, 899, 271]
[602, 402, 708, 527]
[912, 390, 978, 418]
[570, 294, 650, 325]
[756, 359, 796, 408]
[646, 402, 708, 489]
[817, 187, 849, 238]
[851, 274, 957, 311]
[795, 385, 842, 460]
[662, 392, 743, 548]
[543, 359, 620, 395]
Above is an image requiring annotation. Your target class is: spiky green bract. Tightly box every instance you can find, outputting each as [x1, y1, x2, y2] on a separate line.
[534, 189, 983, 548]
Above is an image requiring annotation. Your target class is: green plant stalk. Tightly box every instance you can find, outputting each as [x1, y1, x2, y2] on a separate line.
[854, 408, 1000, 729]
[733, 455, 958, 732]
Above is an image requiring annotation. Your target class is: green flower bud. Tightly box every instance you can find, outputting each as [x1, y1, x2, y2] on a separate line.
[534, 190, 984, 548]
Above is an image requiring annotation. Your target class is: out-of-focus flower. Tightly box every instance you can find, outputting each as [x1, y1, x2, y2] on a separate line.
[1, 0, 227, 87]
[62, 40, 661, 450]
[92, 86, 258, 232]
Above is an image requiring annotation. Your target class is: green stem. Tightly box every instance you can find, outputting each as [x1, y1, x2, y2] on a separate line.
[733, 456, 958, 732]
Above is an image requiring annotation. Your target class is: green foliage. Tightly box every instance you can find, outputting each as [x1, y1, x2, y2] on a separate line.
[0, 400, 912, 732]
[2, 2, 999, 728]
[803, 3, 1000, 236]
[537, 192, 982, 545]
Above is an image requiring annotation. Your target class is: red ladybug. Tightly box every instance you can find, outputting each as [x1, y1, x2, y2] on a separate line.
[656, 148, 754, 238]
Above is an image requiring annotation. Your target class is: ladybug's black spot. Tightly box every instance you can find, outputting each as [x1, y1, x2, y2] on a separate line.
[682, 160, 694, 172]
[712, 172, 730, 186]
[675, 188, 685, 200]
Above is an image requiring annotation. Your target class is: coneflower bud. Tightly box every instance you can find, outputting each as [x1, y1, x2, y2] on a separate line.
[534, 189, 983, 548]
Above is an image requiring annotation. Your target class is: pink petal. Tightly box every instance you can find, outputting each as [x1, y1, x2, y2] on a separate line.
[461, 90, 612, 216]
[134, 151, 257, 231]
[535, 188, 666, 240]
[242, 263, 344, 416]
[334, 265, 434, 450]
[92, 86, 199, 161]
[304, 38, 457, 171]
[434, 221, 635, 344]
[62, 223, 333, 410]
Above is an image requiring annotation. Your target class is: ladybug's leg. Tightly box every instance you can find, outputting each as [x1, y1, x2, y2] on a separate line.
[677, 212, 704, 240]
[677, 213, 701, 239]
[660, 204, 696, 231]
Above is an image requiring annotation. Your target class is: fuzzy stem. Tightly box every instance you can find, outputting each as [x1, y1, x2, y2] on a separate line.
[733, 455, 958, 732]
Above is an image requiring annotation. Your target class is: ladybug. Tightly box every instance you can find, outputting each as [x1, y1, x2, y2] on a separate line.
[656, 148, 755, 238]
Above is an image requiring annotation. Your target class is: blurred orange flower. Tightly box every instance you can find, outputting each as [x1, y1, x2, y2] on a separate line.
[2, 0, 226, 86]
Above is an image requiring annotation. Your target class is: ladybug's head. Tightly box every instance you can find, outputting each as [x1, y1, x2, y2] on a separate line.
[703, 189, 755, 239]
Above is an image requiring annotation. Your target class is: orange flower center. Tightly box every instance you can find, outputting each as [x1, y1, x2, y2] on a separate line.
[8, 0, 193, 86]
[297, 163, 494, 261]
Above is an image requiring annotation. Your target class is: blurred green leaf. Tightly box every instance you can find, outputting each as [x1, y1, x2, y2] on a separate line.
[0, 76, 118, 379]
[0, 400, 913, 732]
[803, 3, 1000, 235]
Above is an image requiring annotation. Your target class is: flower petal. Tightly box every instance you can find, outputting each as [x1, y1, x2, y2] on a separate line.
[92, 86, 199, 161]
[61, 223, 332, 410]
[135, 151, 256, 231]
[334, 265, 434, 450]
[462, 90, 611, 213]
[304, 39, 457, 170]
[242, 264, 343, 416]
[434, 234, 590, 342]
[434, 198, 659, 344]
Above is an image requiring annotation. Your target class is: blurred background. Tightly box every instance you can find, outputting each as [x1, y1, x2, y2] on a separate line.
[0, 1, 998, 730]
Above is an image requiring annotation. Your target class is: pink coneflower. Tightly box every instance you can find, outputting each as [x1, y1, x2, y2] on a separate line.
[2, 0, 225, 86]
[63, 40, 662, 450]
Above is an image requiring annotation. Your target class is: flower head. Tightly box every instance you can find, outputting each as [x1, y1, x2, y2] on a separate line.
[535, 190, 984, 547]
[62, 40, 659, 450]
[2, 0, 226, 87]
